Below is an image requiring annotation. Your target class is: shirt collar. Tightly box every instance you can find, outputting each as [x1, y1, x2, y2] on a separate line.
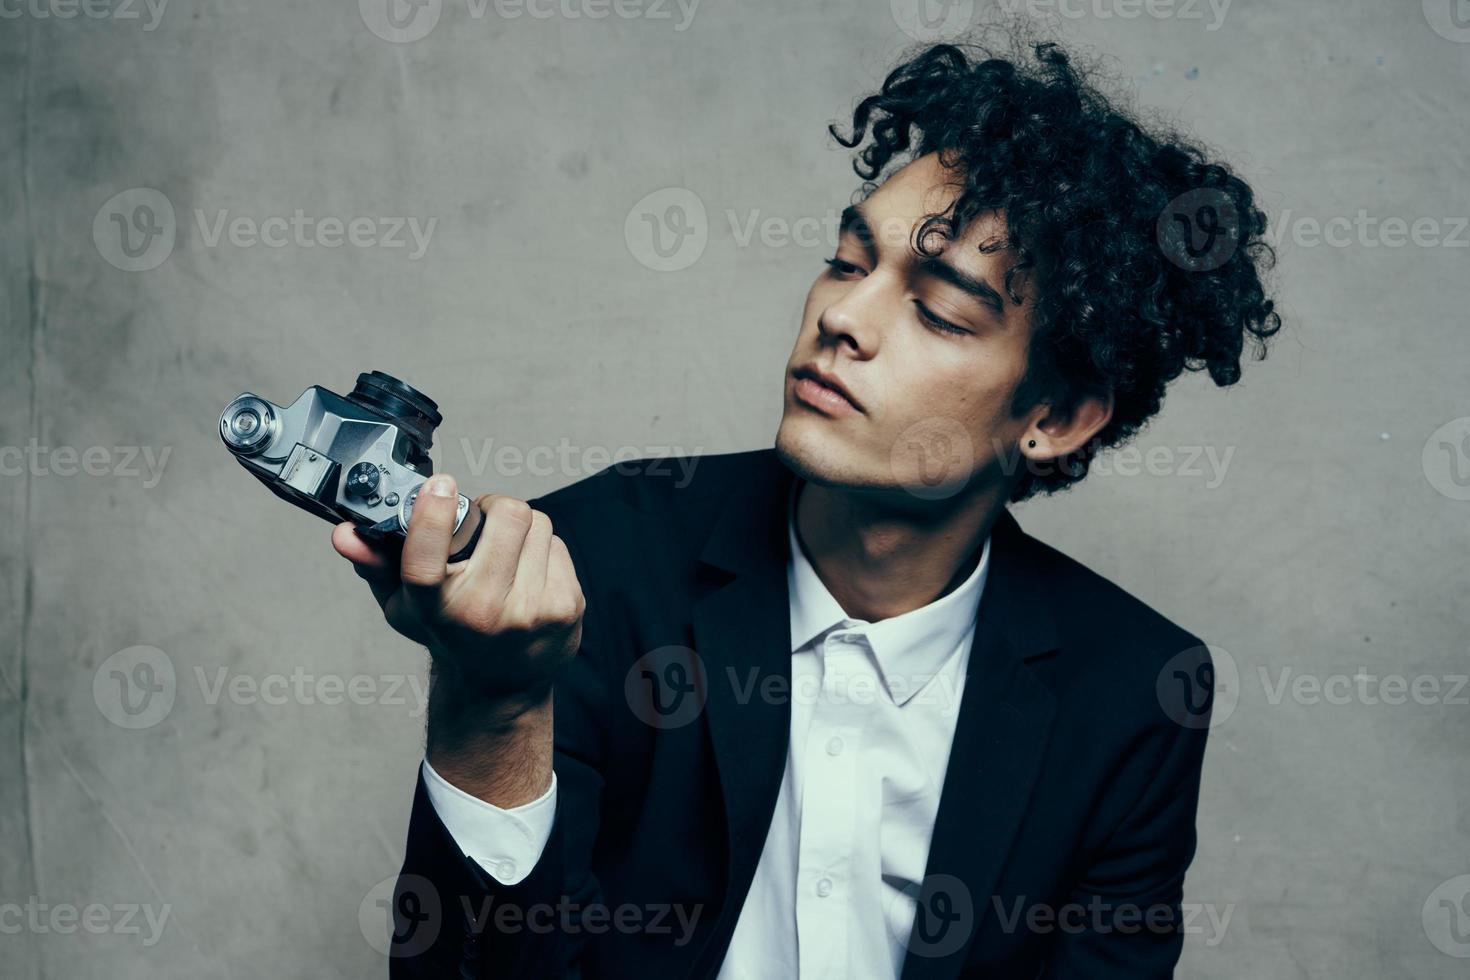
[786, 479, 992, 705]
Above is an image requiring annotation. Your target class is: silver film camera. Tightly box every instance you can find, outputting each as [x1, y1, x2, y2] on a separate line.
[219, 371, 482, 560]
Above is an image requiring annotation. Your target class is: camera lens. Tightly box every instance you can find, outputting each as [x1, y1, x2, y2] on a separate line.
[220, 395, 276, 454]
[346, 371, 443, 452]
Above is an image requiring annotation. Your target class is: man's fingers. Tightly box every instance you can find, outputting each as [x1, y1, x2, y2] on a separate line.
[543, 534, 586, 625]
[511, 509, 554, 596]
[464, 494, 536, 598]
[400, 473, 460, 589]
[330, 522, 404, 612]
[332, 521, 394, 570]
[332, 522, 401, 590]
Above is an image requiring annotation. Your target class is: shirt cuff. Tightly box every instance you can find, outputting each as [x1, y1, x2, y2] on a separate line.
[420, 758, 557, 886]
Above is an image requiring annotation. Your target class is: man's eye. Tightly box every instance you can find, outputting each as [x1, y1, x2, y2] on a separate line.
[823, 257, 865, 278]
[914, 300, 970, 336]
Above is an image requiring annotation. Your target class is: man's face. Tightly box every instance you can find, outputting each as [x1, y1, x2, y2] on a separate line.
[775, 152, 1040, 501]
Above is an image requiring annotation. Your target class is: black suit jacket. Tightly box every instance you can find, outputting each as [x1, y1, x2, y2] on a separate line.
[386, 448, 1214, 979]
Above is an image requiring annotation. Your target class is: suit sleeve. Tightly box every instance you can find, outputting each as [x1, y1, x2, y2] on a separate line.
[1040, 639, 1214, 979]
[387, 497, 615, 979]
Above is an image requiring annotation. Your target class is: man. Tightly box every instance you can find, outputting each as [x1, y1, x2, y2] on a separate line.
[334, 37, 1278, 979]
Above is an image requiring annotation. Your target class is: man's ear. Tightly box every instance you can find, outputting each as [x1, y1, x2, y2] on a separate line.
[1023, 389, 1114, 462]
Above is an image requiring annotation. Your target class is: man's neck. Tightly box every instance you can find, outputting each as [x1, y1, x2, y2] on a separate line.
[793, 478, 1008, 623]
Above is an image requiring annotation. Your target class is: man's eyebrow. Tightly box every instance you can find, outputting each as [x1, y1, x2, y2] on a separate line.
[839, 203, 1011, 316]
[915, 254, 1008, 316]
[837, 204, 876, 254]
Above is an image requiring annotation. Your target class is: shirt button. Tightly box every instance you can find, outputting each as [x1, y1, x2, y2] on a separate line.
[815, 877, 834, 897]
[497, 859, 517, 880]
[826, 736, 845, 756]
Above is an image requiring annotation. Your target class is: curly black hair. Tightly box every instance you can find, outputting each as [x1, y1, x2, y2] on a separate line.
[830, 35, 1280, 502]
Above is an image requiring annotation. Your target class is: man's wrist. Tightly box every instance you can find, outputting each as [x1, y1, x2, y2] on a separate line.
[426, 691, 554, 808]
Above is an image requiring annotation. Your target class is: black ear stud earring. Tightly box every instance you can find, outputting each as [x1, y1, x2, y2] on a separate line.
[1027, 439, 1036, 448]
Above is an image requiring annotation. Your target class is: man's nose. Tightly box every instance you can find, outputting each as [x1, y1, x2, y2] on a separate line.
[817, 280, 886, 357]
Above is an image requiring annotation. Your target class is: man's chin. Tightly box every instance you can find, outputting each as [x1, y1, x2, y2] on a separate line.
[774, 418, 878, 490]
[775, 416, 995, 507]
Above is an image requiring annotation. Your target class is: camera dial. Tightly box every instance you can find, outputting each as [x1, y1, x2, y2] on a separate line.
[345, 461, 381, 499]
[220, 395, 276, 455]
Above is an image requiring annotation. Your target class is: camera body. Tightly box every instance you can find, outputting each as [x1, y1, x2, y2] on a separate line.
[219, 371, 479, 558]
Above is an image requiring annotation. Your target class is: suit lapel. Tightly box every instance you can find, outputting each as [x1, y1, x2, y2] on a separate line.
[687, 456, 797, 979]
[900, 510, 1061, 980]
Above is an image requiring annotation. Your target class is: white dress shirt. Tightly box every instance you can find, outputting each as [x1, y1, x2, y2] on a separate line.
[424, 484, 991, 978]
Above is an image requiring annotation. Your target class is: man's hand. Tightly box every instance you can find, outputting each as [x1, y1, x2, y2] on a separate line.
[332, 473, 583, 804]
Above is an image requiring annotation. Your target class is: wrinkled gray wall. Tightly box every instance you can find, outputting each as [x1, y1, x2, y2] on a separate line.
[3, 0, 1468, 976]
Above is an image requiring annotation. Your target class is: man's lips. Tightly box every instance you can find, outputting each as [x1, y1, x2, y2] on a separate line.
[791, 366, 863, 414]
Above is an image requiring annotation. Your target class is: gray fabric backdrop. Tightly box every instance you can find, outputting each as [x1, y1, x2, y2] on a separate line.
[3, 0, 1468, 976]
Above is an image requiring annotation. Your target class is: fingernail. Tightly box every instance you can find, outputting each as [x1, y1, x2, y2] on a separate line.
[427, 475, 455, 498]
